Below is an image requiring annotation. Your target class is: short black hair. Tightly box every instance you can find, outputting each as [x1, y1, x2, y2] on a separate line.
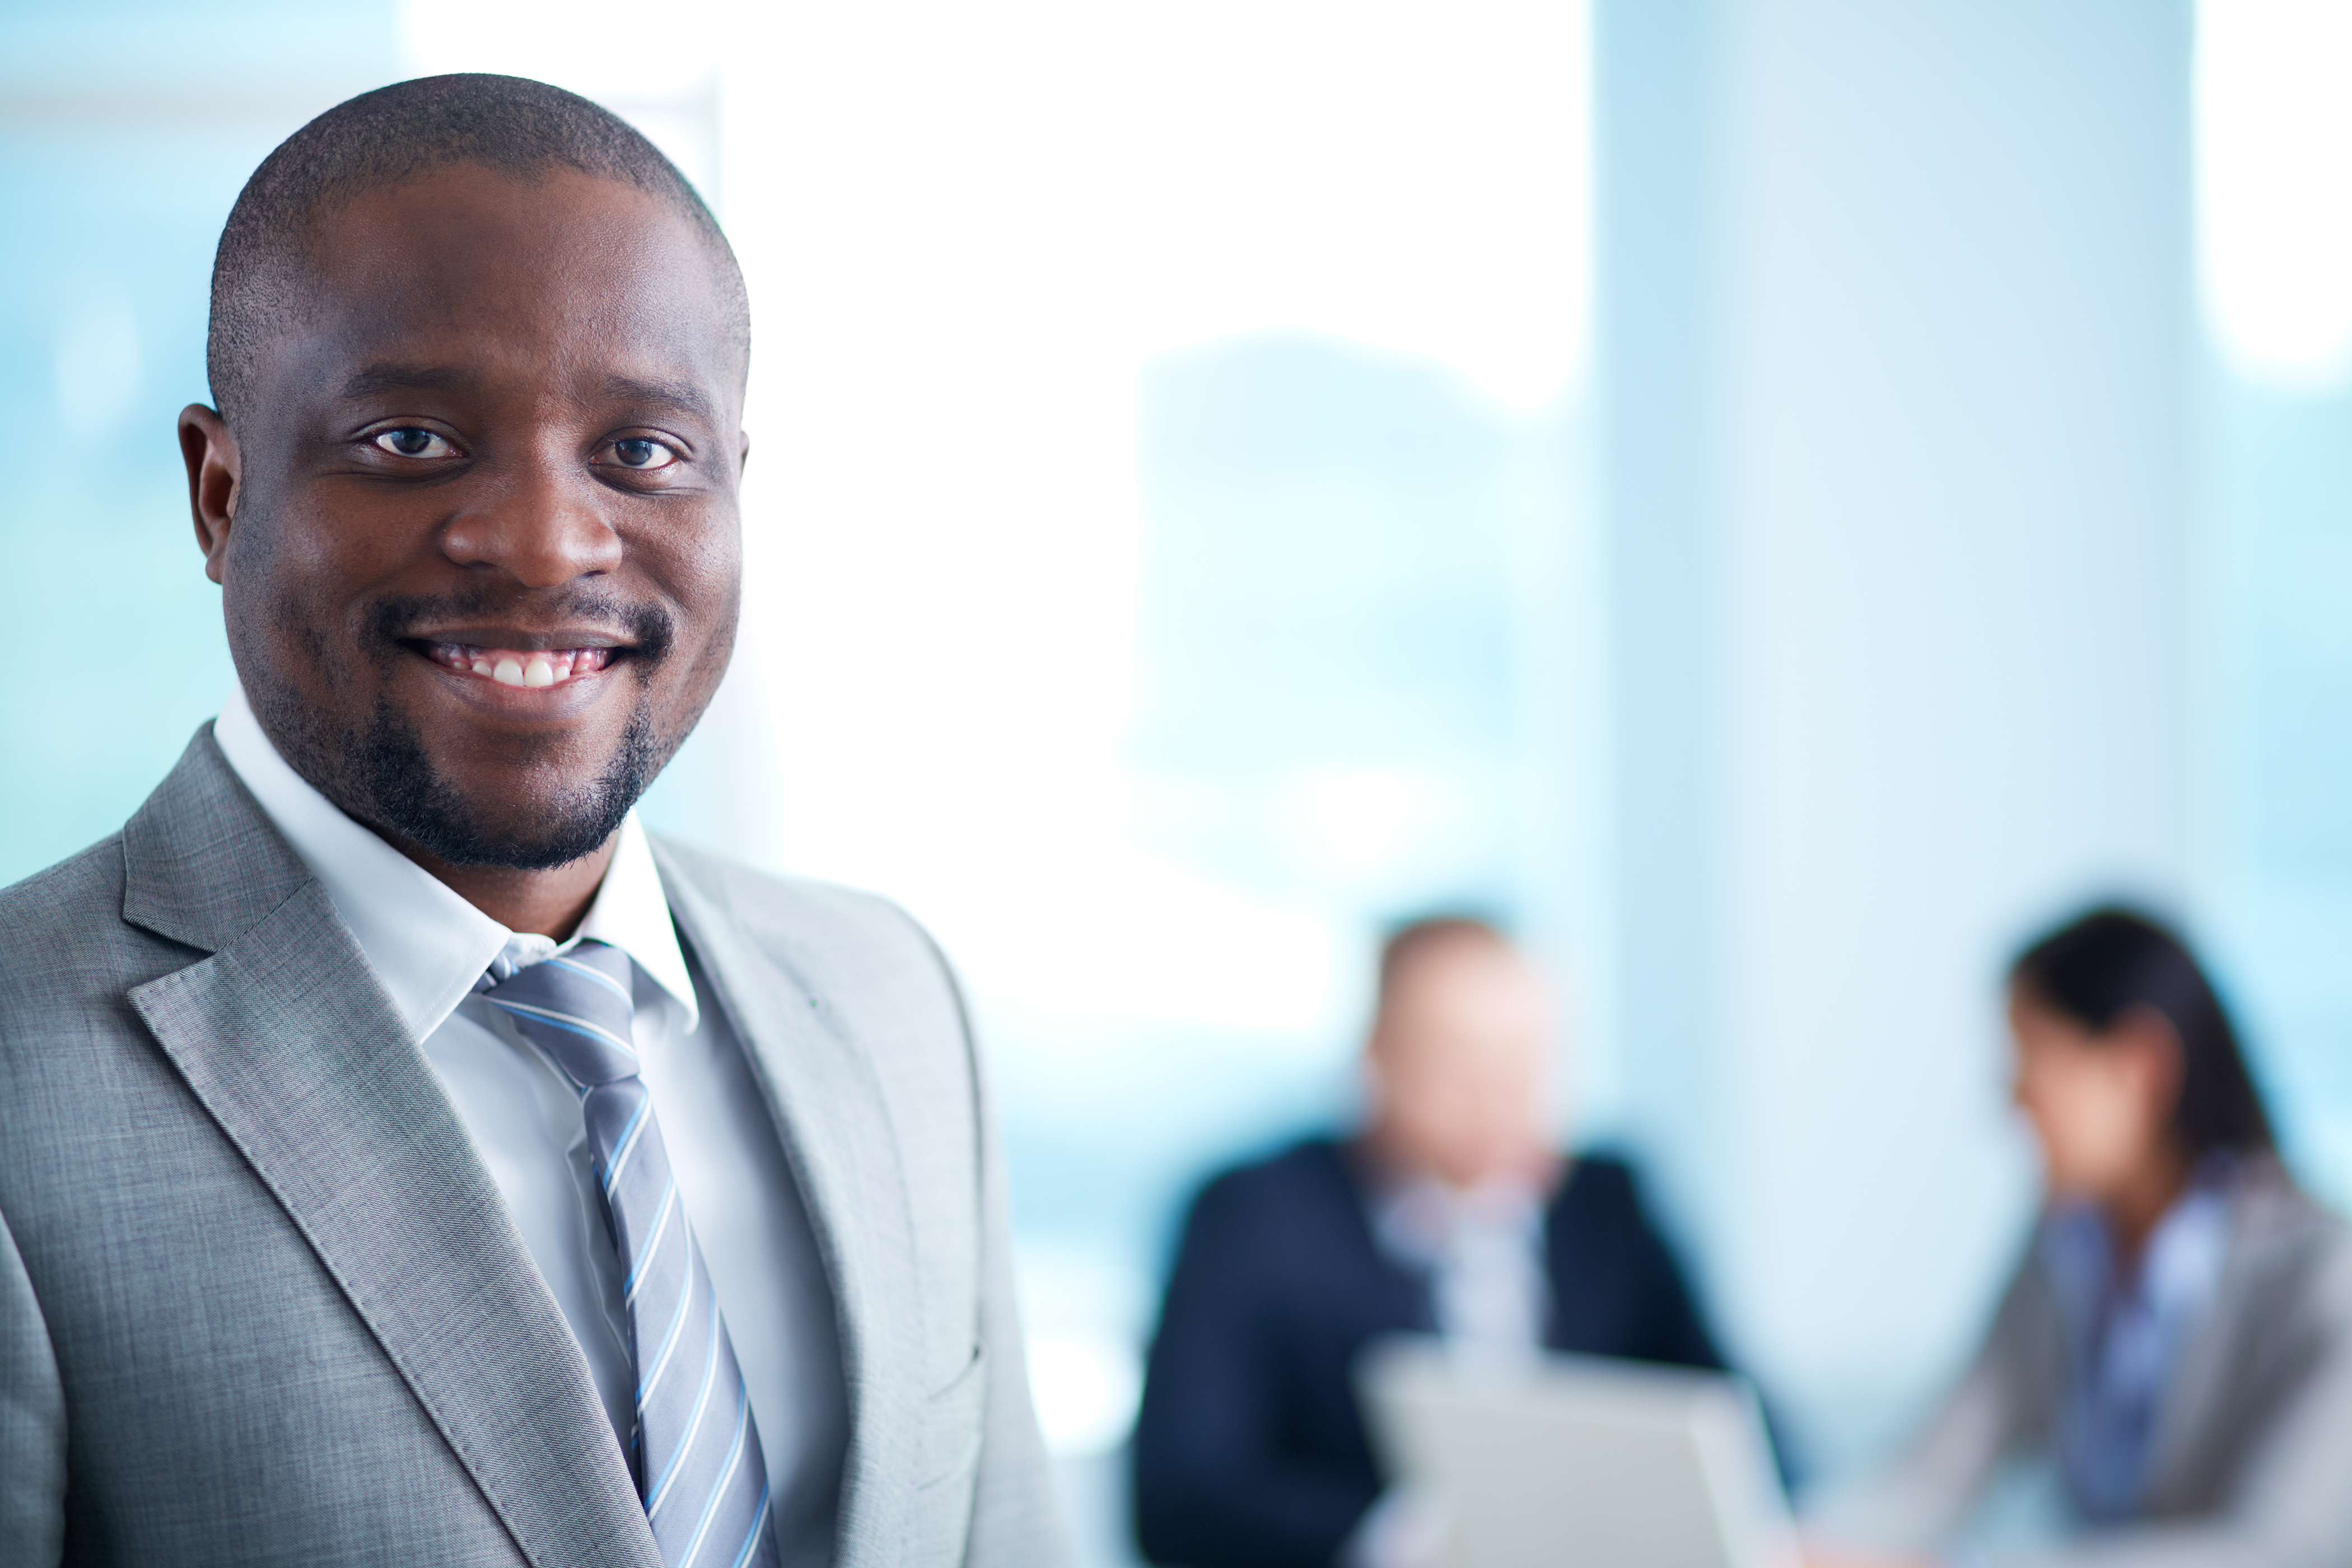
[207, 73, 748, 425]
[2010, 905, 2276, 1159]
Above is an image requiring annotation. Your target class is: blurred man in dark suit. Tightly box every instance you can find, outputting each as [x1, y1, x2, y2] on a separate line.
[1132, 916, 1727, 1568]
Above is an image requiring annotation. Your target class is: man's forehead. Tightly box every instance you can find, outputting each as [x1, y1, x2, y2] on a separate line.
[1393, 933, 1528, 992]
[333, 357, 722, 425]
[314, 167, 716, 308]
[262, 167, 743, 411]
[289, 323, 739, 424]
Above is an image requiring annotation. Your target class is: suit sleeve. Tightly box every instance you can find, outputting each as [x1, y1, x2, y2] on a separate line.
[1132, 1175, 1381, 1568]
[0, 1201, 64, 1567]
[1807, 1254, 2057, 1555]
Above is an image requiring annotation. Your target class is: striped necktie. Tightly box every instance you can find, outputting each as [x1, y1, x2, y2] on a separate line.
[480, 940, 778, 1568]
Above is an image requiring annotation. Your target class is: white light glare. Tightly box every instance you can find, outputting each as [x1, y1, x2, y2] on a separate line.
[2196, 0, 2352, 388]
[401, 0, 723, 97]
[1025, 1333, 1144, 1455]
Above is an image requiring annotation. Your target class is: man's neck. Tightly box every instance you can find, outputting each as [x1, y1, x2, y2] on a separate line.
[1358, 1122, 1561, 1199]
[380, 830, 619, 940]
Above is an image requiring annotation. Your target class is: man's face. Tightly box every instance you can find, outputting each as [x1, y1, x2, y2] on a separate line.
[195, 162, 745, 869]
[1368, 938, 1554, 1189]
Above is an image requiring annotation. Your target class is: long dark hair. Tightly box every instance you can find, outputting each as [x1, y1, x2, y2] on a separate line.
[2009, 907, 2275, 1159]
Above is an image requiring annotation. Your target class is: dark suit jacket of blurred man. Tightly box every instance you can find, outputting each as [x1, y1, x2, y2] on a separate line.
[1132, 1136, 1725, 1567]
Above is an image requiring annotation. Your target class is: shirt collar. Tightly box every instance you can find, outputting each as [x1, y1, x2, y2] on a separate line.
[213, 685, 697, 1039]
[1368, 1170, 1546, 1272]
[578, 812, 698, 1030]
[2038, 1161, 2237, 1336]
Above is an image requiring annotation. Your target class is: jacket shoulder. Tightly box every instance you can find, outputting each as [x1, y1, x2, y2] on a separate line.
[1551, 1149, 1648, 1227]
[651, 836, 956, 996]
[0, 833, 207, 1159]
[2229, 1167, 2352, 1319]
[1183, 1138, 1359, 1248]
[1566, 1149, 1640, 1197]
[0, 833, 155, 1020]
[0, 830, 127, 935]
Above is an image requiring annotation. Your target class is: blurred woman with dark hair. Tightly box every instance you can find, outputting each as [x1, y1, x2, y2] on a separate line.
[1814, 907, 2352, 1568]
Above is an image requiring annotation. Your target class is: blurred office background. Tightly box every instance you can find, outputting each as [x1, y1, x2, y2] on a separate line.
[7, 0, 2352, 1560]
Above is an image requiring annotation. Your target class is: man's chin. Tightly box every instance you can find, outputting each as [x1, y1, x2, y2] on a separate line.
[376, 797, 627, 873]
[361, 748, 658, 873]
[307, 694, 661, 874]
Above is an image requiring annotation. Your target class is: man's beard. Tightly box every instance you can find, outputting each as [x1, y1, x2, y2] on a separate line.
[247, 587, 679, 872]
[344, 693, 661, 870]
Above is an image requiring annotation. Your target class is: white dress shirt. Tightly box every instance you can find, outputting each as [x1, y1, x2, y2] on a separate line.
[1352, 1173, 1551, 1568]
[1370, 1174, 1550, 1357]
[214, 687, 846, 1560]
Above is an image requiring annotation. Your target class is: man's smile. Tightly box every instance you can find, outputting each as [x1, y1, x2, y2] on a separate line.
[421, 638, 622, 689]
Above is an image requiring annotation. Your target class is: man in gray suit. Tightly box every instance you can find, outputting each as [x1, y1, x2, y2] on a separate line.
[0, 74, 1064, 1567]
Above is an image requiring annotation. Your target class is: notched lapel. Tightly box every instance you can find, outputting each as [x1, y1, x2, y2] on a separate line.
[123, 733, 660, 1568]
[2145, 1173, 2305, 1507]
[655, 848, 927, 1568]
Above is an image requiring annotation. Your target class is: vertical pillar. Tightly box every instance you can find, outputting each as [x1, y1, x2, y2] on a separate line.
[1597, 0, 2195, 1455]
[1593, 0, 1727, 1251]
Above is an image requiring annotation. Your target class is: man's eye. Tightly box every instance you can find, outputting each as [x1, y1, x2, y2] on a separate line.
[372, 428, 455, 459]
[608, 437, 679, 470]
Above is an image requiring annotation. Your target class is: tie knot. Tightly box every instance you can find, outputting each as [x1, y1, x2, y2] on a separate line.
[480, 938, 641, 1087]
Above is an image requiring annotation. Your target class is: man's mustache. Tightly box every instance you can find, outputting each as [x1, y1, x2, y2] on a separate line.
[363, 587, 676, 664]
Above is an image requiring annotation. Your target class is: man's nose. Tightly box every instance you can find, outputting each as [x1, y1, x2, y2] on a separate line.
[438, 443, 624, 586]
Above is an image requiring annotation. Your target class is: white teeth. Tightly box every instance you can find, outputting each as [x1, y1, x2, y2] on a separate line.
[434, 642, 603, 687]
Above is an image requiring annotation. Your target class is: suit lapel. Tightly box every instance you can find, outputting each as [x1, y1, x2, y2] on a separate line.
[2143, 1165, 2298, 1509]
[121, 731, 660, 1568]
[2145, 1245, 2240, 1508]
[653, 844, 925, 1568]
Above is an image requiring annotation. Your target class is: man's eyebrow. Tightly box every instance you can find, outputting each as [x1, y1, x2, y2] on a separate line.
[604, 374, 717, 427]
[339, 363, 474, 399]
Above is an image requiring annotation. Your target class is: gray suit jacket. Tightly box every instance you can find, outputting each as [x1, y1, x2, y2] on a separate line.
[0, 728, 1067, 1567]
[1819, 1161, 2352, 1568]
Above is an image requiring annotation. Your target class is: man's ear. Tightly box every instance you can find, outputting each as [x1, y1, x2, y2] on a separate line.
[178, 404, 240, 585]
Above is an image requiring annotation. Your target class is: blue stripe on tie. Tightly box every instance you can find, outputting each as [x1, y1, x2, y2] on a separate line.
[676, 1384, 753, 1568]
[545, 952, 636, 1002]
[636, 1247, 699, 1404]
[729, 1482, 772, 1568]
[486, 998, 640, 1060]
[646, 1295, 724, 1519]
[623, 1175, 679, 1303]
[603, 1096, 654, 1194]
[478, 946, 771, 1562]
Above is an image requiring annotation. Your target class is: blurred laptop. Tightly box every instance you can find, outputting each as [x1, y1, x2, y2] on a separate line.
[1359, 1339, 1798, 1568]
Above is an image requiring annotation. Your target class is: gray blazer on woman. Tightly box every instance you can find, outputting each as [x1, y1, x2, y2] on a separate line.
[1821, 1163, 2352, 1568]
[0, 729, 1066, 1567]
